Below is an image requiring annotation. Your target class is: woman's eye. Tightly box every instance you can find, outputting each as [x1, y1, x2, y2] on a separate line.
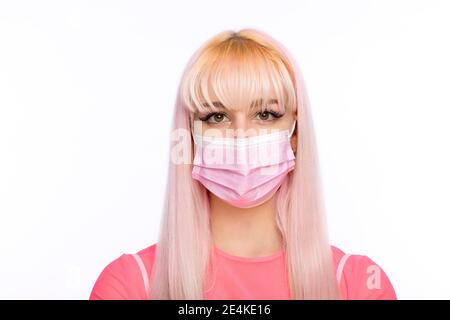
[256, 110, 283, 121]
[200, 112, 229, 123]
[257, 111, 273, 120]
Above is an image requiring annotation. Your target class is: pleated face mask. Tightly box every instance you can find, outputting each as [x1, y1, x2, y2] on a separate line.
[191, 121, 296, 208]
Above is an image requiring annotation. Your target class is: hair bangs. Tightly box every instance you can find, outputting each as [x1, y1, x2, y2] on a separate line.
[181, 35, 297, 117]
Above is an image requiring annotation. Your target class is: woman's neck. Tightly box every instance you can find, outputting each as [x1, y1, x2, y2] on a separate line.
[209, 192, 284, 257]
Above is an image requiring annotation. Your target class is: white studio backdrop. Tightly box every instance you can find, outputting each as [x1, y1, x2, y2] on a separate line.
[0, 0, 449, 299]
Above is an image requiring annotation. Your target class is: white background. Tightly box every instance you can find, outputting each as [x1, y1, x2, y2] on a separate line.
[1, 0, 449, 299]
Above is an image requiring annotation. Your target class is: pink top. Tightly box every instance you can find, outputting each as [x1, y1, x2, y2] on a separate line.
[89, 243, 397, 300]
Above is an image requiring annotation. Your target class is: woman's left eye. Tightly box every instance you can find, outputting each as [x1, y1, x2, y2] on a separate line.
[256, 110, 283, 121]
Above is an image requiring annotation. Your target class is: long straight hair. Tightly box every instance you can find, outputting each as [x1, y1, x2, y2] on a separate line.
[149, 28, 341, 299]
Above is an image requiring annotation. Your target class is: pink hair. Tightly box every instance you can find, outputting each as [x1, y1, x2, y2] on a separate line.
[149, 28, 341, 299]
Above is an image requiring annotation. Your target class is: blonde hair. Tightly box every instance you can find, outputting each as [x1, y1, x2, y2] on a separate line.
[181, 30, 297, 118]
[149, 28, 341, 299]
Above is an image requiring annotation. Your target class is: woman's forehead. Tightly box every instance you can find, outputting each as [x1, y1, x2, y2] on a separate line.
[201, 98, 279, 109]
[199, 87, 282, 112]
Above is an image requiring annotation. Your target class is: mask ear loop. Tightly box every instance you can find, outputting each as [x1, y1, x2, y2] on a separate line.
[190, 113, 199, 145]
[288, 120, 297, 138]
[191, 128, 198, 145]
[288, 120, 298, 157]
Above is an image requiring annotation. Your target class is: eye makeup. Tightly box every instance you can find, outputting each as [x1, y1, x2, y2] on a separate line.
[198, 108, 284, 123]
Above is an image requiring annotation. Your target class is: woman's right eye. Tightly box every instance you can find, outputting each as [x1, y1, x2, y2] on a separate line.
[199, 112, 230, 124]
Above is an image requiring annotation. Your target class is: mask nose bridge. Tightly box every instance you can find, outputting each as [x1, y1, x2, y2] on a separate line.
[191, 119, 297, 145]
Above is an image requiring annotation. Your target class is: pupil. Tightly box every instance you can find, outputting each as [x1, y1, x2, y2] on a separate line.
[214, 114, 223, 121]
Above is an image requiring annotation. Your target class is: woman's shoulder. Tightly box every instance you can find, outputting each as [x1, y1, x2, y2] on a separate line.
[331, 244, 397, 300]
[89, 243, 158, 300]
[89, 243, 397, 300]
[135, 242, 158, 270]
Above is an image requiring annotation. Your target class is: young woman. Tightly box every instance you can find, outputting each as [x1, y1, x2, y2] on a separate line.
[89, 28, 397, 300]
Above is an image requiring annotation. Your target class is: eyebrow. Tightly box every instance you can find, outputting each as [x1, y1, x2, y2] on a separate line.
[201, 98, 279, 109]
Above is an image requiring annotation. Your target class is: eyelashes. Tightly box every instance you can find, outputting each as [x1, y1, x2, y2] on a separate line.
[198, 112, 228, 122]
[199, 109, 284, 123]
[258, 110, 284, 119]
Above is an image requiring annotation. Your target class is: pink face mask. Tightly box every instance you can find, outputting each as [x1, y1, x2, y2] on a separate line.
[191, 121, 297, 208]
